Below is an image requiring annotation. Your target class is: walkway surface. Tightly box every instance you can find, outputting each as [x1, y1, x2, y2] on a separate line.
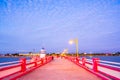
[17, 58, 102, 80]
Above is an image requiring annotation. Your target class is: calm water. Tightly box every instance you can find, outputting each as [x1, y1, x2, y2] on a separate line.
[84, 56, 120, 63]
[0, 56, 120, 63]
[0, 57, 31, 63]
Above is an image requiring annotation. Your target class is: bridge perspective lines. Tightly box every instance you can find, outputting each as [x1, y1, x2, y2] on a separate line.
[17, 58, 102, 80]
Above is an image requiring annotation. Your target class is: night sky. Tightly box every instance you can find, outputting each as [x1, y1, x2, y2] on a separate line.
[0, 0, 120, 53]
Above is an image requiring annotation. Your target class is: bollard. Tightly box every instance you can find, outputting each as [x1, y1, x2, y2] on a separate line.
[82, 57, 86, 66]
[20, 58, 26, 72]
[93, 58, 99, 72]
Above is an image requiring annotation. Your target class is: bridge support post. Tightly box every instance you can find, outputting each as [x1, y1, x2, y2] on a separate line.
[93, 58, 99, 72]
[20, 58, 26, 72]
[82, 57, 86, 66]
[76, 57, 79, 63]
[41, 58, 43, 65]
[34, 61, 37, 67]
[45, 57, 47, 63]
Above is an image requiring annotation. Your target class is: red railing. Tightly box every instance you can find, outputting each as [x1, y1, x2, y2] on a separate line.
[66, 56, 120, 80]
[0, 56, 53, 80]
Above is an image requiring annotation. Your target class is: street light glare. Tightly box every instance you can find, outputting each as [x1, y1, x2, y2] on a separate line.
[69, 40, 74, 44]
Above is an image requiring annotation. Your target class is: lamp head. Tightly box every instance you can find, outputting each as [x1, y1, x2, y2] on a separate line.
[69, 40, 74, 44]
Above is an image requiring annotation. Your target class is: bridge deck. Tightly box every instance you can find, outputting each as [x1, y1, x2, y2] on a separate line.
[17, 58, 102, 80]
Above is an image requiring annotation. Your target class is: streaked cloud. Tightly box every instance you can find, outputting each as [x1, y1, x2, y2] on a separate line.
[0, 0, 120, 53]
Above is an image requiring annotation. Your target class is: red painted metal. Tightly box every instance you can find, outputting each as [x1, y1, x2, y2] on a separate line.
[41, 58, 43, 65]
[66, 56, 120, 80]
[66, 56, 109, 80]
[76, 57, 79, 63]
[1, 56, 119, 80]
[0, 56, 53, 80]
[20, 58, 26, 72]
[82, 57, 86, 66]
[93, 58, 99, 72]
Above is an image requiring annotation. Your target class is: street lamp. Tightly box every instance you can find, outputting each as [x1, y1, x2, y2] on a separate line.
[69, 38, 79, 57]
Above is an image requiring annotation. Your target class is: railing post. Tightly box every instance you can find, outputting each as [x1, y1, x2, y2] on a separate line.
[82, 57, 86, 66]
[71, 57, 73, 61]
[52, 56, 54, 60]
[93, 58, 99, 72]
[41, 58, 43, 65]
[45, 57, 47, 63]
[76, 57, 79, 63]
[20, 58, 26, 72]
[34, 61, 37, 67]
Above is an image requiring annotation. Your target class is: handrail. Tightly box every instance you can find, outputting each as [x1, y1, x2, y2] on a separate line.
[66, 56, 120, 80]
[86, 59, 120, 68]
[0, 56, 54, 80]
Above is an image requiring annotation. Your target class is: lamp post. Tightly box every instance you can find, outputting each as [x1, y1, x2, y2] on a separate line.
[69, 38, 79, 57]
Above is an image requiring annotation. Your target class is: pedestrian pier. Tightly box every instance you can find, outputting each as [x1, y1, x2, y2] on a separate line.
[0, 56, 120, 80]
[18, 58, 101, 80]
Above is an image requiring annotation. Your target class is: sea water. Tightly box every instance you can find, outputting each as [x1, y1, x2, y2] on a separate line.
[0, 56, 120, 63]
[84, 56, 120, 63]
[0, 57, 31, 63]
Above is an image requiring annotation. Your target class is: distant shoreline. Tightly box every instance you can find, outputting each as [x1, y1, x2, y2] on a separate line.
[0, 55, 119, 58]
[0, 56, 31, 58]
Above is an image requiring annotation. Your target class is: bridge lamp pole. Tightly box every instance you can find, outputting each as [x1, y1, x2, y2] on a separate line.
[69, 38, 79, 57]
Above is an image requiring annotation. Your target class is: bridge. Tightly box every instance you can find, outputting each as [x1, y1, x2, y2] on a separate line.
[0, 56, 120, 80]
[18, 58, 101, 80]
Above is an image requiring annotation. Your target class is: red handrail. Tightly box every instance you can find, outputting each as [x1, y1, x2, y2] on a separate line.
[0, 56, 53, 80]
[66, 56, 120, 80]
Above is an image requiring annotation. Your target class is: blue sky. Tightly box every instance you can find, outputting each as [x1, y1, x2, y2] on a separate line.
[0, 0, 120, 53]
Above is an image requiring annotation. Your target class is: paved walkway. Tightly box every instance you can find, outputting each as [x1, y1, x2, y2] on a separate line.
[17, 58, 102, 80]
